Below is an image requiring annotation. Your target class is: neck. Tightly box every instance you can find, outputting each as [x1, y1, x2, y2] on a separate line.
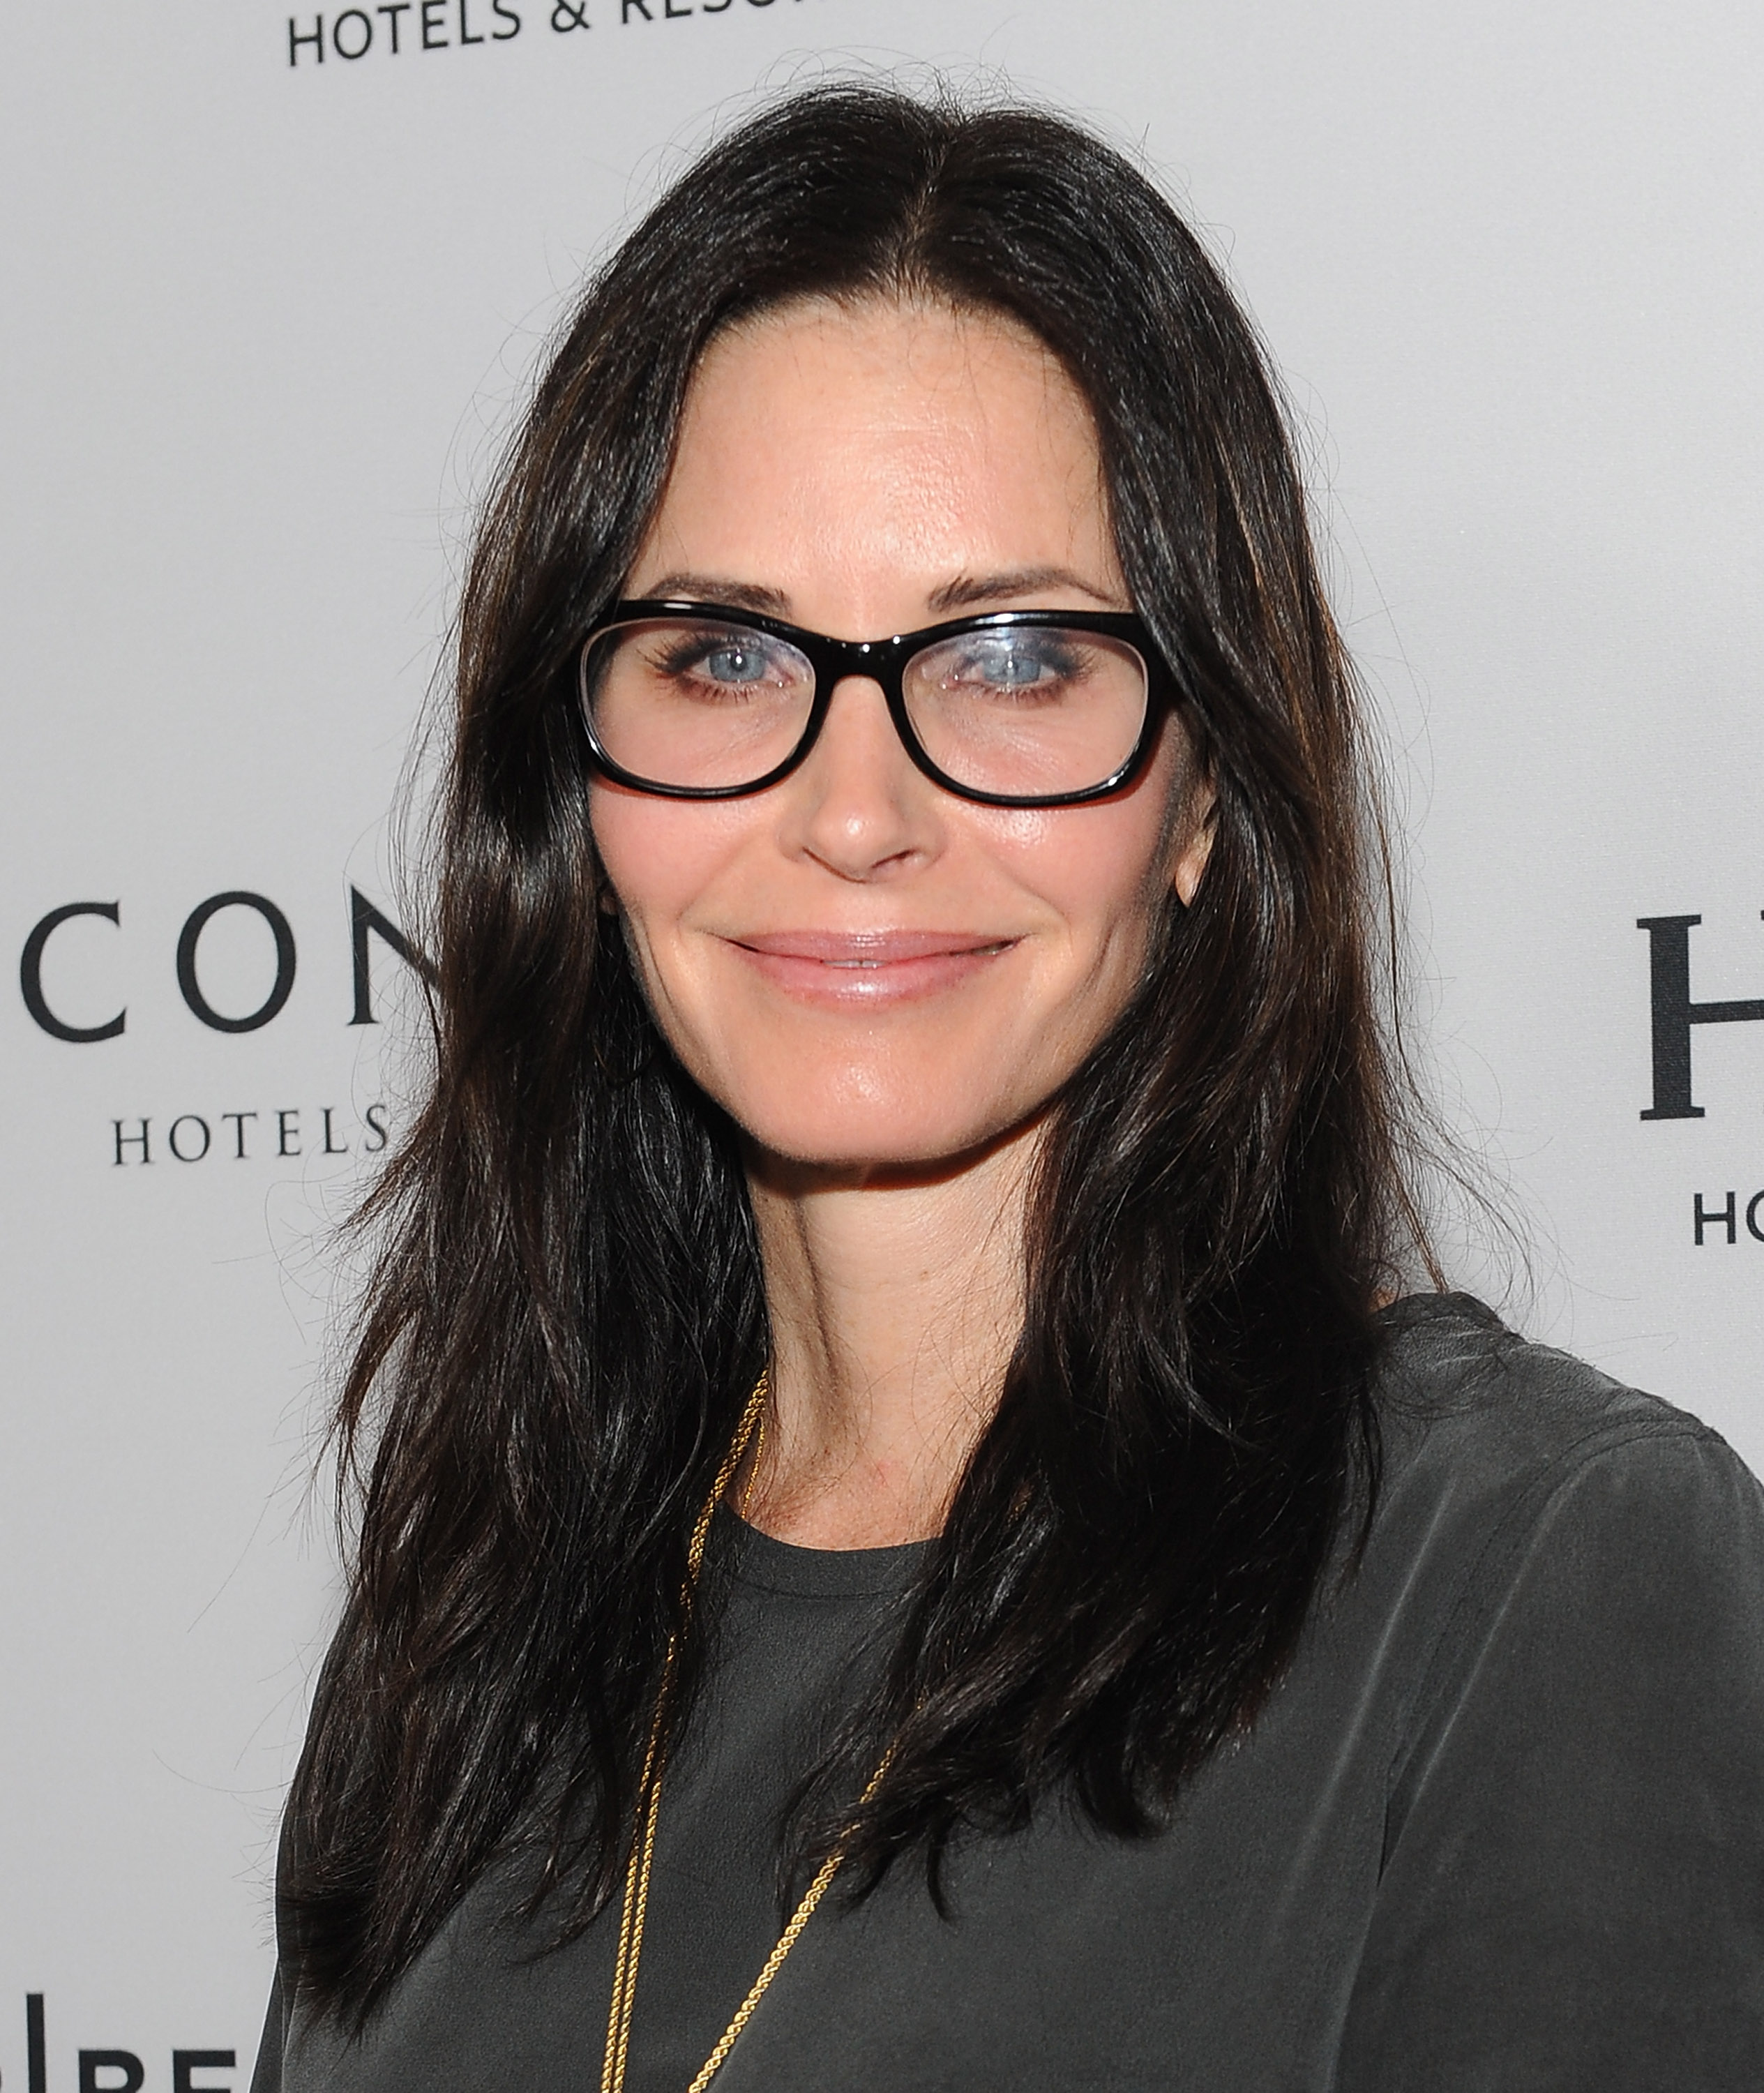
[740, 1125, 1036, 1549]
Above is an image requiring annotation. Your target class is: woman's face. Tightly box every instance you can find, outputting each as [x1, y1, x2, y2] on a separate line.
[591, 298, 1212, 1173]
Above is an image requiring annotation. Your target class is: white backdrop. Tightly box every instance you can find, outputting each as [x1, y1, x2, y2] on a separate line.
[4, 2, 1761, 2083]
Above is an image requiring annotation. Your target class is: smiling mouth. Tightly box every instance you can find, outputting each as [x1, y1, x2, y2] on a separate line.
[731, 929, 1018, 961]
[815, 942, 1013, 969]
[723, 930, 1020, 1000]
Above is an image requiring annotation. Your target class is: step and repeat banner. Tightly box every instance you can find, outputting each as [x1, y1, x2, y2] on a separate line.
[3, 1, 1759, 2083]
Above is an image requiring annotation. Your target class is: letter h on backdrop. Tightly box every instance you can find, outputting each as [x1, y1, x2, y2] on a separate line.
[1636, 913, 1764, 1118]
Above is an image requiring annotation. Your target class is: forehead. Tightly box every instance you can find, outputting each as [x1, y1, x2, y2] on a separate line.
[688, 293, 1087, 425]
[636, 297, 1117, 601]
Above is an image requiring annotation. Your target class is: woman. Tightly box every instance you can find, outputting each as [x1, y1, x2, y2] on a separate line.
[254, 86, 1764, 2092]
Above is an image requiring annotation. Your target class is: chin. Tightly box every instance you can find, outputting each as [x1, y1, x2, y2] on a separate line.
[730, 1088, 1027, 1177]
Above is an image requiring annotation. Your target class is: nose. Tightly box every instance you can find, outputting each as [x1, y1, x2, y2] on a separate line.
[776, 674, 942, 882]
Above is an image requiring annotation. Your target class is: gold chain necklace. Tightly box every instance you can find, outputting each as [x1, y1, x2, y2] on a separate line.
[599, 1373, 896, 2093]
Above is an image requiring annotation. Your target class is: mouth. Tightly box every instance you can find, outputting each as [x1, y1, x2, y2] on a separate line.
[817, 950, 1010, 968]
[723, 929, 1020, 1005]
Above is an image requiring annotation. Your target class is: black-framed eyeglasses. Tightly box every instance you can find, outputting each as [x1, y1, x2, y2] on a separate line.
[577, 600, 1179, 809]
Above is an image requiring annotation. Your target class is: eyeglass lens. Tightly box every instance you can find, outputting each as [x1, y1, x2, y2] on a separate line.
[582, 617, 1150, 798]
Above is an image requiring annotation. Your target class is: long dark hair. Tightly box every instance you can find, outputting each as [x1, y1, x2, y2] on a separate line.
[282, 82, 1431, 2021]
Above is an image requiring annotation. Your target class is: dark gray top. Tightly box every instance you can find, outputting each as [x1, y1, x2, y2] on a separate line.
[254, 1296, 1764, 2090]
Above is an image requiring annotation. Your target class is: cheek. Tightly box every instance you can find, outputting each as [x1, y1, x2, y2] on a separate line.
[586, 790, 750, 1049]
[988, 753, 1186, 963]
[589, 788, 735, 936]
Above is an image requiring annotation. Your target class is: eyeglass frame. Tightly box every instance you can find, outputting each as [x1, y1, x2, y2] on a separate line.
[575, 599, 1182, 810]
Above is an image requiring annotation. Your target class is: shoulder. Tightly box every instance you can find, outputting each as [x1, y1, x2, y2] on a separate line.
[1329, 1300, 1764, 2079]
[1369, 1289, 1761, 1537]
[1355, 1292, 1764, 1709]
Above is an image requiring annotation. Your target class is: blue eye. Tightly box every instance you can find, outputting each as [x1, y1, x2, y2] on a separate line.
[632, 622, 815, 715]
[949, 636, 1084, 693]
[650, 628, 795, 691]
[701, 643, 770, 684]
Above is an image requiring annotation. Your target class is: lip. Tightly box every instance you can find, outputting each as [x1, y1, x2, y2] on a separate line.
[723, 928, 1020, 1005]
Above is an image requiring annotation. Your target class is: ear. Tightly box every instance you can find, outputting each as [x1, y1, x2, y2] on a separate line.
[1172, 771, 1217, 906]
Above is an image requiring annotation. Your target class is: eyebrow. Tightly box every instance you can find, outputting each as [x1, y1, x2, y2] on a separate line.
[636, 564, 1124, 622]
[641, 573, 794, 617]
[927, 566, 1124, 612]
